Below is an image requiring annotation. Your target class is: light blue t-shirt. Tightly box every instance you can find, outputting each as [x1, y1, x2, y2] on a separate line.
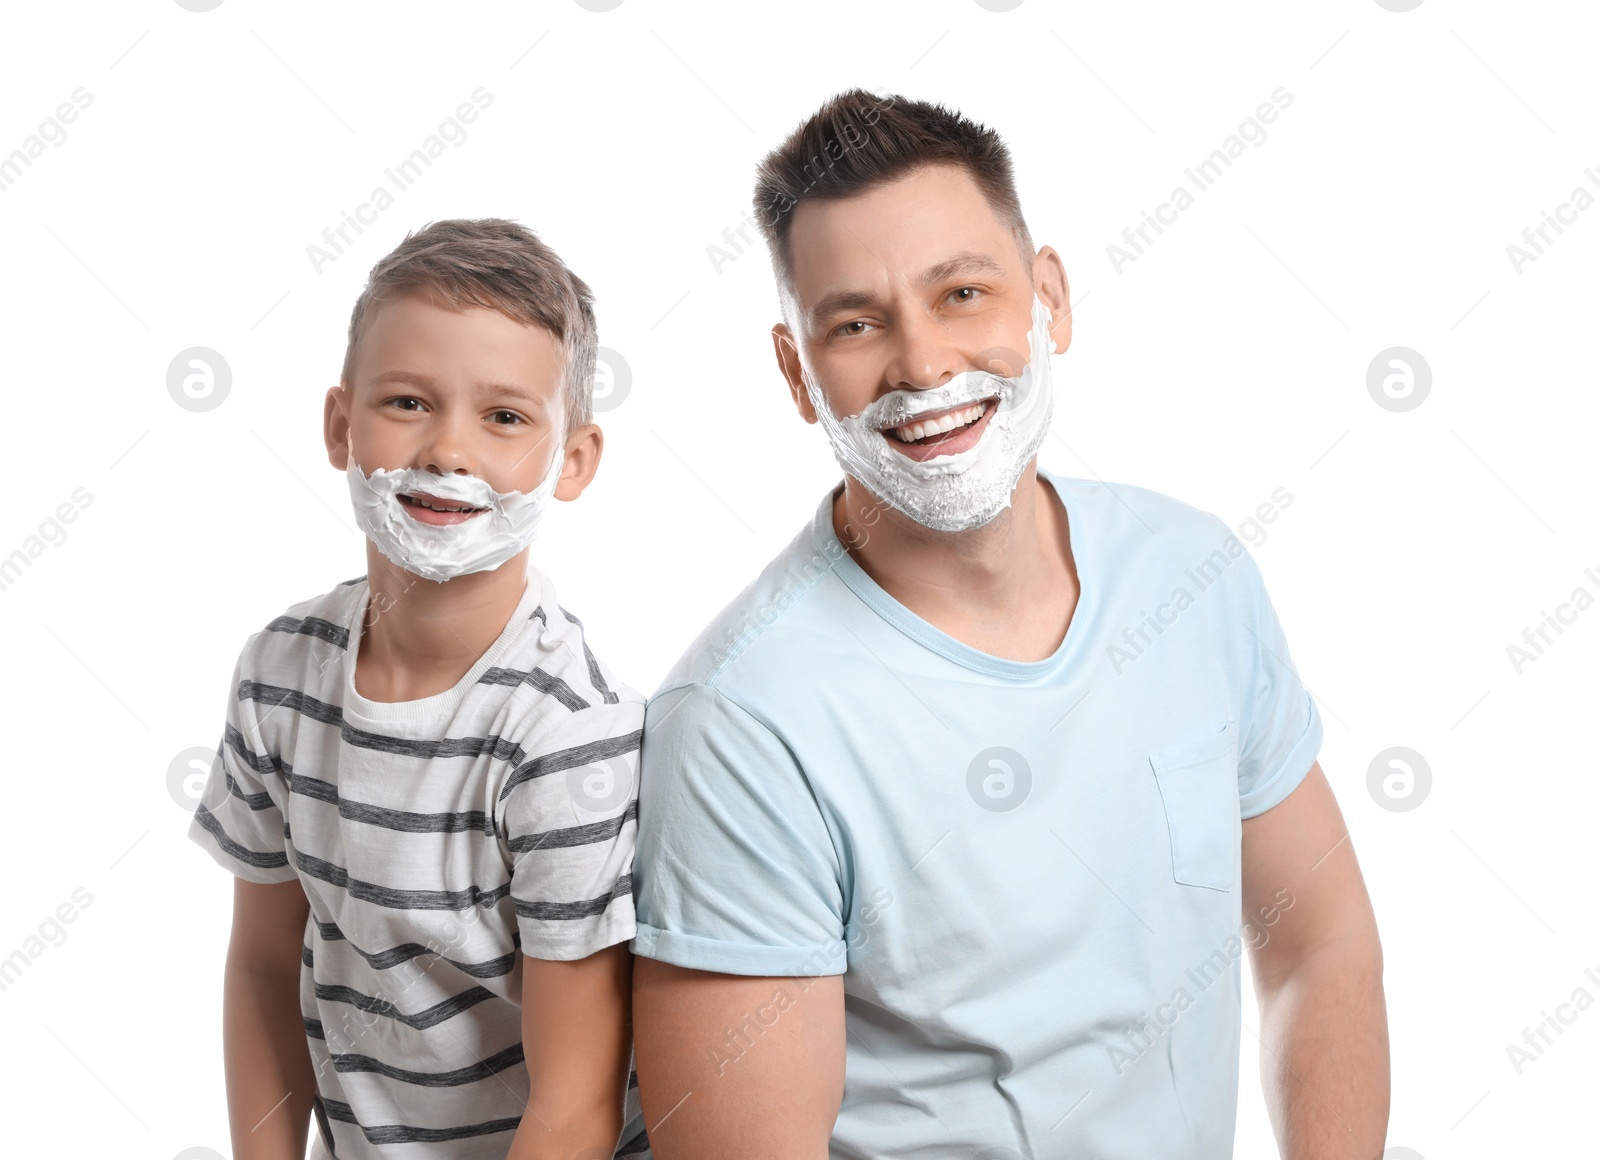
[632, 468, 1323, 1159]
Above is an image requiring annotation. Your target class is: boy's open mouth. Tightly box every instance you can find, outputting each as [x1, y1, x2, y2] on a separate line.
[878, 396, 998, 463]
[399, 491, 489, 527]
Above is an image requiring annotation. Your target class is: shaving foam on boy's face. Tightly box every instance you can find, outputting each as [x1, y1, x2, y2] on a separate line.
[802, 294, 1057, 533]
[345, 427, 566, 584]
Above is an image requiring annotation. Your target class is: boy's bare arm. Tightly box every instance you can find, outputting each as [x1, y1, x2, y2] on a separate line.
[509, 941, 634, 1160]
[224, 878, 318, 1160]
[632, 958, 845, 1159]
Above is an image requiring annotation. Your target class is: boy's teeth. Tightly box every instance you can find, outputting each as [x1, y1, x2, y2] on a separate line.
[889, 401, 987, 444]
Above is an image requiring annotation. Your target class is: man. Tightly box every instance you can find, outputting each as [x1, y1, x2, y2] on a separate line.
[630, 89, 1388, 1159]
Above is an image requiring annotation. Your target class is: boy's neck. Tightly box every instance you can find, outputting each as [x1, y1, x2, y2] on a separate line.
[353, 547, 532, 703]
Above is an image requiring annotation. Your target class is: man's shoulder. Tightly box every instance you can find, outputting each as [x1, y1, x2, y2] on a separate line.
[1050, 471, 1288, 638]
[651, 512, 844, 701]
[1049, 470, 1269, 579]
[1046, 470, 1233, 545]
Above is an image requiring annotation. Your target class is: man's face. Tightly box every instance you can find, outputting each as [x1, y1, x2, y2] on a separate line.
[327, 289, 570, 523]
[778, 163, 1063, 459]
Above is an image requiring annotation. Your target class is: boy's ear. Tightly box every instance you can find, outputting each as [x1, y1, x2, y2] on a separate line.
[772, 323, 818, 424]
[324, 384, 352, 470]
[553, 422, 603, 502]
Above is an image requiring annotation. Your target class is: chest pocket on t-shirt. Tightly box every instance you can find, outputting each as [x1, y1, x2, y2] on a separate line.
[1148, 720, 1241, 892]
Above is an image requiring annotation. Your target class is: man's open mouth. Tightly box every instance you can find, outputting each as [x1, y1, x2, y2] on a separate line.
[878, 396, 998, 458]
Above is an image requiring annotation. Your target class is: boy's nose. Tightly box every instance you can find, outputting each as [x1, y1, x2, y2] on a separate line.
[420, 416, 476, 476]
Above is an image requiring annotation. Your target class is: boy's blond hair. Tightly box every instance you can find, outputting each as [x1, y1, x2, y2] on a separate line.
[341, 217, 599, 435]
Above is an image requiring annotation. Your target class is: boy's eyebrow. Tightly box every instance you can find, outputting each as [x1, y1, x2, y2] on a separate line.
[366, 369, 545, 403]
[806, 250, 1007, 330]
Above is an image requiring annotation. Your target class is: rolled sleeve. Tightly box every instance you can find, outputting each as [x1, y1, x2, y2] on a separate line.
[1235, 554, 1324, 819]
[632, 683, 847, 977]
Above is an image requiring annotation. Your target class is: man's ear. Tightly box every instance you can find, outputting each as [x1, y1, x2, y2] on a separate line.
[553, 422, 602, 502]
[772, 323, 818, 424]
[325, 384, 352, 470]
[1031, 245, 1073, 356]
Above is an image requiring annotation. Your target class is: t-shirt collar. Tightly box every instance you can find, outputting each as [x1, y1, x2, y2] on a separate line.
[808, 468, 1092, 681]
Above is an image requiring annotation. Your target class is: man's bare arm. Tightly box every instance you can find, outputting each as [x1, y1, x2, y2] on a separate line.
[1242, 761, 1389, 1159]
[508, 941, 634, 1160]
[632, 958, 844, 1159]
[224, 878, 318, 1160]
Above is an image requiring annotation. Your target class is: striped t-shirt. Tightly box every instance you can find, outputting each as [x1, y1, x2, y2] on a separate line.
[188, 565, 651, 1159]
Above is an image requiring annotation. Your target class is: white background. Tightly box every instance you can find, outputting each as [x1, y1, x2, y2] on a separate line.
[0, 0, 1595, 1156]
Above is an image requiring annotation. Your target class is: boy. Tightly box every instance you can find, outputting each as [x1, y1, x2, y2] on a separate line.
[188, 219, 650, 1160]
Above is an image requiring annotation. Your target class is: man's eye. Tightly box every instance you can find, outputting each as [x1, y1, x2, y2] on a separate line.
[835, 320, 872, 337]
[950, 286, 980, 303]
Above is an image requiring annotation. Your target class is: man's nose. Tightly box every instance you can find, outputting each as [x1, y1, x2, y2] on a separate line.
[885, 306, 966, 391]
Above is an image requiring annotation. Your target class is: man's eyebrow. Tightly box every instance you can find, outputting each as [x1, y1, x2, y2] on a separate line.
[807, 288, 879, 330]
[918, 250, 1007, 285]
[805, 251, 1008, 330]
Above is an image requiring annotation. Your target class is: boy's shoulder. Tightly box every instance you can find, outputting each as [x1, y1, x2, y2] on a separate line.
[260, 574, 367, 646]
[471, 572, 647, 780]
[235, 574, 367, 677]
[229, 569, 644, 738]
[509, 569, 647, 717]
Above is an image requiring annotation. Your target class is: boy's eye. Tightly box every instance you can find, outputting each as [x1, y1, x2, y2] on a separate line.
[386, 396, 423, 411]
[490, 410, 523, 425]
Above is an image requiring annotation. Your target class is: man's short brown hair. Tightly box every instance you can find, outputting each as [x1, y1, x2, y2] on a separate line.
[752, 89, 1035, 305]
[341, 218, 598, 435]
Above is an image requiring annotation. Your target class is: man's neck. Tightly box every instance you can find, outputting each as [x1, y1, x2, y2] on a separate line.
[354, 547, 531, 702]
[831, 466, 1079, 663]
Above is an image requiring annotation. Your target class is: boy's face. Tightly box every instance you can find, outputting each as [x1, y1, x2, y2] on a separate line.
[325, 288, 575, 515]
[773, 162, 1069, 441]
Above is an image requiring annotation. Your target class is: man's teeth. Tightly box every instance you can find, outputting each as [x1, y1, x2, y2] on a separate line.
[887, 401, 988, 444]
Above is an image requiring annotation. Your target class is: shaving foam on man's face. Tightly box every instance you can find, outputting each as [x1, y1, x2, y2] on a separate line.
[345, 425, 566, 584]
[802, 294, 1057, 533]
